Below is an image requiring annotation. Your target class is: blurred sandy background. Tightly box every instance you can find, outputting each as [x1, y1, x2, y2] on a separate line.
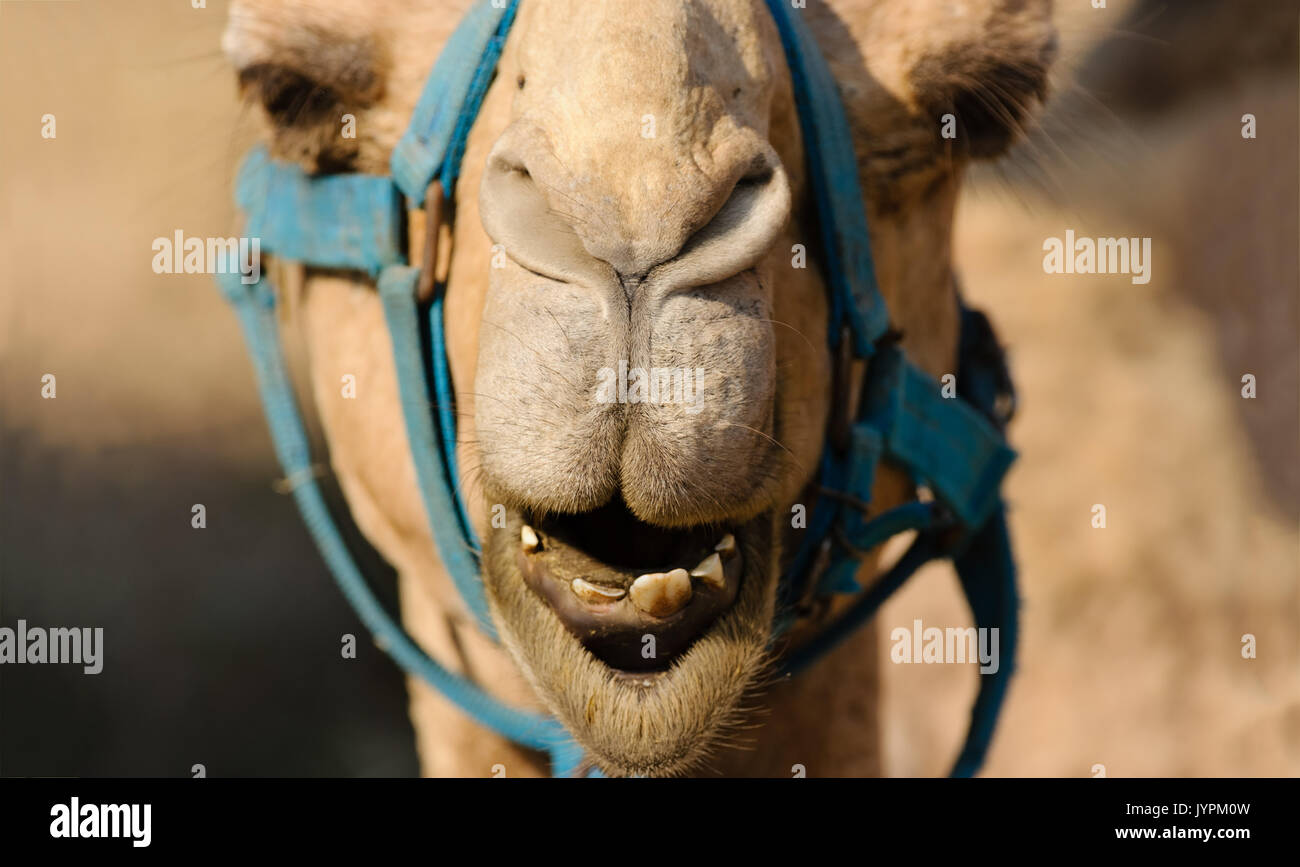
[1, 0, 1296, 776]
[1, 0, 416, 775]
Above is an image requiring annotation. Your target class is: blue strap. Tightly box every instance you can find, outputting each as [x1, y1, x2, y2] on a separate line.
[841, 500, 937, 553]
[861, 347, 1017, 529]
[216, 266, 580, 764]
[236, 146, 403, 277]
[773, 312, 1019, 777]
[949, 507, 1018, 777]
[391, 0, 521, 204]
[815, 499, 938, 598]
[780, 530, 944, 678]
[777, 349, 1015, 612]
[761, 0, 889, 354]
[814, 425, 883, 595]
[377, 266, 493, 635]
[779, 505, 1017, 777]
[426, 289, 479, 547]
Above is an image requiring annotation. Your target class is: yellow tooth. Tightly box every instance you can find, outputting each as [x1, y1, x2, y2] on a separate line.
[521, 525, 540, 553]
[571, 578, 626, 605]
[714, 533, 736, 557]
[690, 553, 725, 589]
[629, 568, 692, 617]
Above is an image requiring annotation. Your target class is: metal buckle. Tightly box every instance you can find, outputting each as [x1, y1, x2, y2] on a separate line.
[415, 179, 445, 304]
[829, 324, 905, 454]
[793, 538, 835, 623]
[828, 325, 855, 453]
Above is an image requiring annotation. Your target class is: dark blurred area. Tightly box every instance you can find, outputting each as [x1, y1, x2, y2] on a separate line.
[1082, 0, 1298, 113]
[0, 433, 416, 776]
[0, 0, 416, 776]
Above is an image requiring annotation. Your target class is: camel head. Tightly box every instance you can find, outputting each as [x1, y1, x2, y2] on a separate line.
[223, 0, 1055, 776]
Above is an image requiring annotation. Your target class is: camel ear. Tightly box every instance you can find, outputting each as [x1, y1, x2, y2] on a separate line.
[810, 0, 1057, 160]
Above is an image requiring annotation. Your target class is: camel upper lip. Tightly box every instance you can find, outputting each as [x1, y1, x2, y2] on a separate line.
[513, 499, 746, 671]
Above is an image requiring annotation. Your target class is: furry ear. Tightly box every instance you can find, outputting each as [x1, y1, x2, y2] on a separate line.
[809, 0, 1057, 160]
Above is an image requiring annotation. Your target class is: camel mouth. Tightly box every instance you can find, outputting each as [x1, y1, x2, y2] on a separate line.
[514, 496, 746, 672]
[483, 503, 777, 775]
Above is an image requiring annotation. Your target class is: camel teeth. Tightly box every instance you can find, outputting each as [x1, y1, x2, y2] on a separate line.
[571, 578, 626, 605]
[690, 553, 725, 590]
[521, 525, 540, 553]
[629, 568, 692, 617]
[714, 533, 736, 557]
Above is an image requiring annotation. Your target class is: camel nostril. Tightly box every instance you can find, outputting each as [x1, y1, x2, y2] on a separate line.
[479, 132, 621, 287]
[738, 165, 774, 187]
[643, 153, 792, 289]
[481, 121, 791, 292]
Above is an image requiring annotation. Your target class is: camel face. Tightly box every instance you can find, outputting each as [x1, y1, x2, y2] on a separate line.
[224, 0, 1054, 776]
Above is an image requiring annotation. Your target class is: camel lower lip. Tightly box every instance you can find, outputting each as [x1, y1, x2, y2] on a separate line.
[514, 514, 746, 671]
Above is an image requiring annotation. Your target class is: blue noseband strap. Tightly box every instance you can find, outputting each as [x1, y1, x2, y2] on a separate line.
[218, 0, 1019, 778]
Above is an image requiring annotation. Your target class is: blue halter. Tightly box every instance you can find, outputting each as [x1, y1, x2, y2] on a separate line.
[218, 0, 1019, 778]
